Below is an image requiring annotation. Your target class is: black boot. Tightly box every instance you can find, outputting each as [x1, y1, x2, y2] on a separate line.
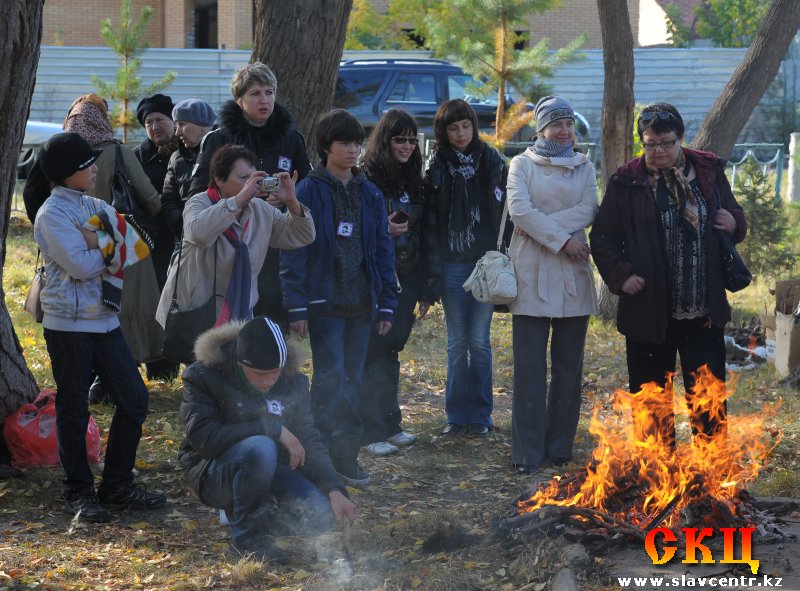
[330, 437, 371, 489]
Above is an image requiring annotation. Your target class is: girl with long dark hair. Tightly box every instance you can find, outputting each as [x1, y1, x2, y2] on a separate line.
[425, 99, 508, 439]
[359, 109, 439, 456]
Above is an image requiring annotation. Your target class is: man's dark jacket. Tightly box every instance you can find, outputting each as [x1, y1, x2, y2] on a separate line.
[178, 321, 344, 505]
[589, 147, 747, 344]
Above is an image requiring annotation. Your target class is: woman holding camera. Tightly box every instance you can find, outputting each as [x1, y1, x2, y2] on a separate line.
[189, 62, 311, 327]
[156, 144, 314, 329]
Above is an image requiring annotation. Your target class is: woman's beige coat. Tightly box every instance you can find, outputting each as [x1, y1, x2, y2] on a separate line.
[506, 148, 598, 318]
[156, 193, 314, 327]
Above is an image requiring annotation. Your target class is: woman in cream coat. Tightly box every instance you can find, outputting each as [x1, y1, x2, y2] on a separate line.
[507, 96, 598, 474]
[156, 144, 314, 329]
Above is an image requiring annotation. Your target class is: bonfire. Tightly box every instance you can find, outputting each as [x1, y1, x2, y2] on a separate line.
[506, 366, 787, 545]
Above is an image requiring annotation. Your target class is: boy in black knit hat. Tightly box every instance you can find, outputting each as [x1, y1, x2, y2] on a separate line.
[179, 316, 356, 563]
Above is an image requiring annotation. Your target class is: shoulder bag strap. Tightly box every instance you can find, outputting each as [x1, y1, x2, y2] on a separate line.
[496, 198, 509, 252]
[169, 240, 217, 306]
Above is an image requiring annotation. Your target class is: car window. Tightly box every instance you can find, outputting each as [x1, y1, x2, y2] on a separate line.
[335, 71, 383, 109]
[447, 74, 498, 106]
[387, 73, 437, 103]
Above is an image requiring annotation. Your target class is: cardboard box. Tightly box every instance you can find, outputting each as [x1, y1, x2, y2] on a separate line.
[760, 313, 776, 362]
[774, 278, 800, 315]
[775, 312, 800, 376]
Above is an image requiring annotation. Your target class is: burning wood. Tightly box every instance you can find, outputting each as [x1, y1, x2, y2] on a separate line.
[503, 367, 789, 547]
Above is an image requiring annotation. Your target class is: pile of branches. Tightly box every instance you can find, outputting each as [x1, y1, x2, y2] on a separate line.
[497, 469, 796, 552]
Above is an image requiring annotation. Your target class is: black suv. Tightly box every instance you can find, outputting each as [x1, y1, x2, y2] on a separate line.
[334, 58, 590, 143]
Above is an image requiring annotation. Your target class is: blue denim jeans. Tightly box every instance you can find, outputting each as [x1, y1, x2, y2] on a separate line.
[308, 314, 373, 468]
[439, 263, 495, 427]
[201, 435, 334, 549]
[43, 328, 149, 498]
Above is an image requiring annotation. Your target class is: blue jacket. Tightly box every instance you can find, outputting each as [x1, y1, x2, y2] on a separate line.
[280, 170, 398, 323]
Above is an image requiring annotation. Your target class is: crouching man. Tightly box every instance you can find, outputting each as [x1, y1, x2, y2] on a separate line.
[178, 316, 356, 563]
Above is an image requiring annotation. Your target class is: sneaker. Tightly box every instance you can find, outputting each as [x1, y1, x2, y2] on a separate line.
[387, 431, 417, 447]
[65, 493, 110, 523]
[366, 441, 399, 456]
[336, 465, 372, 489]
[98, 483, 167, 510]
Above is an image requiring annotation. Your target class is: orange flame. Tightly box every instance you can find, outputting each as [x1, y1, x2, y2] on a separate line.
[518, 366, 781, 527]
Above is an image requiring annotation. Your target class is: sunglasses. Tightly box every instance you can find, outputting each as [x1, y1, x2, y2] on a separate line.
[391, 136, 419, 146]
[639, 111, 675, 123]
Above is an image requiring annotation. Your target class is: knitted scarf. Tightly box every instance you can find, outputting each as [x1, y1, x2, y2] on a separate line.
[206, 187, 253, 325]
[64, 102, 114, 147]
[532, 136, 575, 159]
[439, 143, 484, 253]
[83, 210, 153, 311]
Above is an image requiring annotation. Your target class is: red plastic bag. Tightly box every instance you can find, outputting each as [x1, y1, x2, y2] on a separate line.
[3, 389, 102, 468]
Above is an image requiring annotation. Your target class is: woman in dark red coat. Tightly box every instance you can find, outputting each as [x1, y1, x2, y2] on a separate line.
[590, 103, 747, 448]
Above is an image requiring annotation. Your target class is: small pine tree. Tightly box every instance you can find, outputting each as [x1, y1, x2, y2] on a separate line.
[91, 0, 176, 142]
[424, 0, 585, 148]
[734, 161, 795, 279]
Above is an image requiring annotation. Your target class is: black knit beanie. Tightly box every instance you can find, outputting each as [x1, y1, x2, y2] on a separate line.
[235, 317, 287, 370]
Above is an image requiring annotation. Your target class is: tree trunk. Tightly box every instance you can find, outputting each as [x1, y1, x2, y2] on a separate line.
[0, 2, 44, 422]
[691, 0, 800, 159]
[594, 0, 634, 322]
[596, 0, 634, 187]
[252, 0, 354, 163]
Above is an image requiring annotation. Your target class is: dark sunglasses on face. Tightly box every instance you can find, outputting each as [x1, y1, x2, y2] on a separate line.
[391, 136, 419, 146]
[639, 111, 675, 123]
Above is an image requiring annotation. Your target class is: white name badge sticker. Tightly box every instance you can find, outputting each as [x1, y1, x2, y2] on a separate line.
[337, 222, 354, 237]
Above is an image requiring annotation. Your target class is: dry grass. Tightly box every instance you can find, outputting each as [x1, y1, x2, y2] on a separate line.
[2, 214, 799, 590]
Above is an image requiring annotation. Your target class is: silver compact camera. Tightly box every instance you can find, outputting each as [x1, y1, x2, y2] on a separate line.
[257, 176, 280, 193]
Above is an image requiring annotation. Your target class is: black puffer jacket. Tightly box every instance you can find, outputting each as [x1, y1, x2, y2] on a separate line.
[161, 144, 199, 239]
[189, 101, 311, 196]
[178, 321, 344, 503]
[188, 101, 312, 323]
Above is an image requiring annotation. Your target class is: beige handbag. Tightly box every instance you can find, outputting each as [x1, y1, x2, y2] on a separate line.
[462, 200, 517, 305]
[23, 251, 45, 323]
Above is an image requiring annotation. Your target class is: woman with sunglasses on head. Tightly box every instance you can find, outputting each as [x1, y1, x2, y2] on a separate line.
[590, 103, 747, 449]
[358, 109, 439, 457]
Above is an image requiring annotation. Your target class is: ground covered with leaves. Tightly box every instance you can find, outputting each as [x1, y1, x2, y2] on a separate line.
[2, 217, 798, 591]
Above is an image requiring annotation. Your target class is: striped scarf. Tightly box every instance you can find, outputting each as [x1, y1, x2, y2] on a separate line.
[83, 210, 152, 311]
[532, 136, 575, 159]
[206, 187, 253, 325]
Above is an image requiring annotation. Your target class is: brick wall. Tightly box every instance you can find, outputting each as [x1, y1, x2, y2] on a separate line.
[526, 0, 640, 49]
[164, 0, 194, 48]
[43, 0, 165, 47]
[217, 0, 252, 50]
[42, 0, 645, 50]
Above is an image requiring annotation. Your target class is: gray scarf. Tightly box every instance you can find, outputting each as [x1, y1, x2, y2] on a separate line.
[532, 136, 575, 159]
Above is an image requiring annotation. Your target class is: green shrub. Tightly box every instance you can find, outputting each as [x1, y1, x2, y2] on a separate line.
[733, 161, 795, 279]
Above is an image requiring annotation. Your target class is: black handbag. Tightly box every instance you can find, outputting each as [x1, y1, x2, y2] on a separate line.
[110, 144, 158, 233]
[714, 189, 751, 292]
[161, 242, 218, 364]
[110, 143, 136, 215]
